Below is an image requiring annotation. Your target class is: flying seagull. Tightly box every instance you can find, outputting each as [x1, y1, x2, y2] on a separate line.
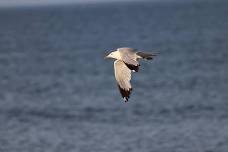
[105, 47, 157, 102]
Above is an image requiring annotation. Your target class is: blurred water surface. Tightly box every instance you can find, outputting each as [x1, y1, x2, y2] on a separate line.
[0, 1, 228, 152]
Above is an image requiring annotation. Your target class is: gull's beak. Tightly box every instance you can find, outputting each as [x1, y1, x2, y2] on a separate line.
[104, 53, 111, 59]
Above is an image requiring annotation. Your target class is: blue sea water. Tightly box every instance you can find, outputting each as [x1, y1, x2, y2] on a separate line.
[0, 1, 228, 152]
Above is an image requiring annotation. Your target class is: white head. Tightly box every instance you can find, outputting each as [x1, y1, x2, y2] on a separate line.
[105, 50, 120, 60]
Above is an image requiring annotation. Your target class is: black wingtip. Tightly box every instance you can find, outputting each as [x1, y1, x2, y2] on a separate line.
[145, 54, 158, 60]
[117, 85, 132, 102]
[124, 63, 140, 72]
[136, 52, 158, 60]
[146, 57, 153, 60]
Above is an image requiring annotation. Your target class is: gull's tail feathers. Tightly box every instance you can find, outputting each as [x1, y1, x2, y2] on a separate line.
[136, 52, 158, 60]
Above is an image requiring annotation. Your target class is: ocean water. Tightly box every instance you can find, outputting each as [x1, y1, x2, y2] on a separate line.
[0, 1, 228, 152]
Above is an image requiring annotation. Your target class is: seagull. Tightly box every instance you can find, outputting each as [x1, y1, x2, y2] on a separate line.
[105, 47, 157, 102]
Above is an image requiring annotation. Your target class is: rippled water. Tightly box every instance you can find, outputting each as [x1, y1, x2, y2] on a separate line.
[0, 1, 228, 152]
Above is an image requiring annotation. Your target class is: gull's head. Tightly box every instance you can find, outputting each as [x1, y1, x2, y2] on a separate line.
[105, 50, 118, 59]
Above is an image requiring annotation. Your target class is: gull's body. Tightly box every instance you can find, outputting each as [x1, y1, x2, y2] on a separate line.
[105, 47, 157, 102]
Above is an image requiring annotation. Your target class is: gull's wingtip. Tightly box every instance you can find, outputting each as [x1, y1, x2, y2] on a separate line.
[123, 97, 128, 102]
[117, 85, 132, 103]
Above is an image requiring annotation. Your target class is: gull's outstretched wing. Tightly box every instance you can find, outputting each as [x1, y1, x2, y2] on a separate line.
[136, 51, 157, 60]
[118, 48, 140, 72]
[122, 55, 140, 72]
[114, 60, 132, 102]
